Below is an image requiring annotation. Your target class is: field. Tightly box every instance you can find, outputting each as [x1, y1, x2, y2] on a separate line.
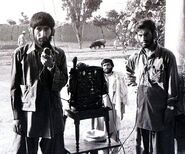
[0, 41, 137, 154]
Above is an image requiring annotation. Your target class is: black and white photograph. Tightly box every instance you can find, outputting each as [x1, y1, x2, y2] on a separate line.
[0, 0, 185, 154]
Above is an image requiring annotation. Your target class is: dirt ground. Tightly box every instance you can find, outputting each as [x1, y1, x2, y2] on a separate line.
[0, 50, 137, 153]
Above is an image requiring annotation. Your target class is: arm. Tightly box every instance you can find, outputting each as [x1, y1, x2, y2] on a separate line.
[10, 49, 23, 120]
[51, 48, 68, 91]
[167, 53, 179, 107]
[125, 53, 138, 86]
[164, 52, 179, 123]
[119, 75, 128, 120]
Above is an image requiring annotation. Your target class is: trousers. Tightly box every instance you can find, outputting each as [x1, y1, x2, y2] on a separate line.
[136, 123, 175, 154]
[11, 133, 65, 154]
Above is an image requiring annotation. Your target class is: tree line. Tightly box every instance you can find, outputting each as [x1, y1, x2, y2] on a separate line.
[5, 0, 165, 49]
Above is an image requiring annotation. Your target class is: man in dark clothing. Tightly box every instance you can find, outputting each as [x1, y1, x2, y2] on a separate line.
[10, 12, 68, 154]
[126, 19, 178, 154]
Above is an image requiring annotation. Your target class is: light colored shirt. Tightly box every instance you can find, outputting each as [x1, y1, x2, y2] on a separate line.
[126, 44, 178, 131]
[103, 71, 128, 130]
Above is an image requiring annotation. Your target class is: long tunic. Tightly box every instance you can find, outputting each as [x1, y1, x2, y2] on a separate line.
[96, 71, 128, 134]
[10, 43, 68, 138]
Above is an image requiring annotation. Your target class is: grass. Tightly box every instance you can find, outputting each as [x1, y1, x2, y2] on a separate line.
[0, 42, 137, 154]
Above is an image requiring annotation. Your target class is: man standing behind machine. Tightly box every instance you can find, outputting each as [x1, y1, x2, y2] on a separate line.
[96, 58, 128, 154]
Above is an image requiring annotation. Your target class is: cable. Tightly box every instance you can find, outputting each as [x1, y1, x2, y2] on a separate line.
[122, 116, 137, 145]
[104, 91, 137, 154]
[104, 93, 126, 154]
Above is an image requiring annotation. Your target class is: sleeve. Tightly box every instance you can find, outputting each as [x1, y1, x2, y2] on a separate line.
[120, 75, 128, 106]
[115, 74, 128, 117]
[125, 53, 137, 86]
[167, 53, 179, 107]
[10, 49, 23, 120]
[51, 49, 68, 91]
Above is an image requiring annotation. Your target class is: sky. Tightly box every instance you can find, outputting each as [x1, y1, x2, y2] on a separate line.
[0, 0, 127, 24]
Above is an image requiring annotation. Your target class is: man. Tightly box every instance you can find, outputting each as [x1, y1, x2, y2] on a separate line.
[126, 19, 178, 154]
[10, 12, 68, 154]
[17, 31, 27, 47]
[96, 58, 128, 154]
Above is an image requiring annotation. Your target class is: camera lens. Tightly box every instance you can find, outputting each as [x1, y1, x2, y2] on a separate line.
[43, 47, 51, 55]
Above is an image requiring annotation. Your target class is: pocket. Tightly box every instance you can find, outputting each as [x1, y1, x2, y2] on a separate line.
[20, 85, 30, 103]
[20, 81, 38, 111]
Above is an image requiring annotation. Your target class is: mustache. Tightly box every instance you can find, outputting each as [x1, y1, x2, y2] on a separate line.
[38, 37, 49, 42]
[37, 36, 52, 47]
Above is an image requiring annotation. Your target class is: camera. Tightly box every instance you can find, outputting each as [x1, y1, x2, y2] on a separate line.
[43, 47, 51, 56]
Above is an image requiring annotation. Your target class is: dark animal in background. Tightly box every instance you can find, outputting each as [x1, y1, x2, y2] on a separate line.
[90, 39, 106, 49]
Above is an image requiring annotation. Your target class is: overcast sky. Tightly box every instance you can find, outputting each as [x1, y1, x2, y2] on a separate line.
[0, 0, 127, 24]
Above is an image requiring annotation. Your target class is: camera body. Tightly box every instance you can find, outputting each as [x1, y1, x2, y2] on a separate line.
[43, 47, 51, 56]
[68, 66, 108, 111]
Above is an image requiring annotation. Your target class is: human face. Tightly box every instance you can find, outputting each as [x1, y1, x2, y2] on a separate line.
[137, 28, 154, 49]
[33, 26, 52, 48]
[102, 62, 113, 74]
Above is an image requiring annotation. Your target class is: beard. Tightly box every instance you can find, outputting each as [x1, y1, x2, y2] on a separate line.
[141, 40, 153, 48]
[141, 36, 156, 49]
[103, 67, 113, 74]
[34, 36, 52, 48]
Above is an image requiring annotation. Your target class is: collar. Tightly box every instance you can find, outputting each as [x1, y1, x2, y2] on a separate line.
[140, 43, 161, 59]
[105, 71, 113, 76]
[26, 43, 36, 54]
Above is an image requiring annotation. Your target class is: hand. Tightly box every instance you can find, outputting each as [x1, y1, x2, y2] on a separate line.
[164, 108, 174, 124]
[121, 114, 124, 120]
[41, 51, 54, 69]
[121, 103, 125, 120]
[13, 120, 23, 134]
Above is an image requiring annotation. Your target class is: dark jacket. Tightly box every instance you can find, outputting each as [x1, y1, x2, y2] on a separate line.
[10, 43, 68, 137]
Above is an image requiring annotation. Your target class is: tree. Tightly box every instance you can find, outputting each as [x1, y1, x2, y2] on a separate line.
[19, 12, 29, 25]
[93, 0, 165, 48]
[61, 0, 102, 48]
[7, 19, 16, 40]
[117, 0, 166, 47]
[93, 10, 125, 44]
[93, 15, 105, 39]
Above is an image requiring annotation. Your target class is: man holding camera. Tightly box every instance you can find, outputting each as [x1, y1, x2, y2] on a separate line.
[10, 12, 68, 154]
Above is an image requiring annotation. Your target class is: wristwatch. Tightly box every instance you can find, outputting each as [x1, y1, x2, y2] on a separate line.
[167, 105, 174, 111]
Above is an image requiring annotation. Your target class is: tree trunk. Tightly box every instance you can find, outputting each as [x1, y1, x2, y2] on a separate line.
[72, 22, 84, 49]
[76, 32, 82, 49]
[100, 27, 105, 39]
[11, 26, 14, 40]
